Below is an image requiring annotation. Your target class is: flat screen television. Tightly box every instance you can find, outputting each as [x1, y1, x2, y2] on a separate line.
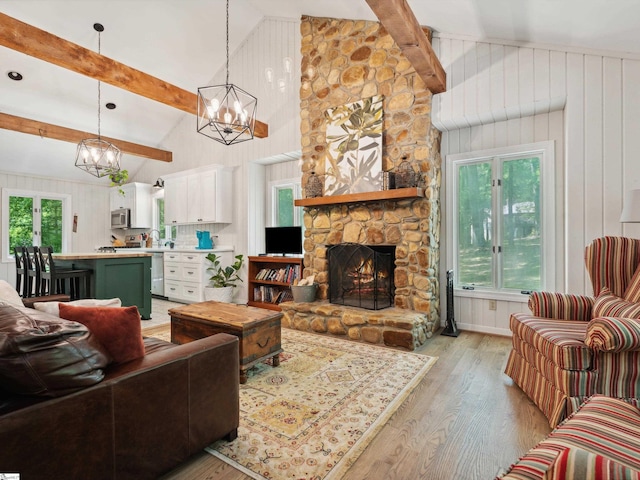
[265, 226, 303, 256]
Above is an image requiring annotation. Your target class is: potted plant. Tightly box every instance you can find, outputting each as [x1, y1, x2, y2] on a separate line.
[203, 253, 244, 303]
[107, 168, 129, 196]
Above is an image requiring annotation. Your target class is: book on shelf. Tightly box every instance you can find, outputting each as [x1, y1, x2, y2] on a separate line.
[253, 285, 294, 304]
[254, 264, 300, 284]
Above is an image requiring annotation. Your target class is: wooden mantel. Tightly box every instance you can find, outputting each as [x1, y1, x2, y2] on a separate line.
[294, 187, 424, 207]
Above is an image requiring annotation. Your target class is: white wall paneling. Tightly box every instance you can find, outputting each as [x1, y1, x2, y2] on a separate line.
[621, 60, 640, 240]
[435, 32, 640, 335]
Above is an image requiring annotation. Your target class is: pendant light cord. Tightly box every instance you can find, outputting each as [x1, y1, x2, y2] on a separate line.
[97, 29, 102, 141]
[225, 0, 230, 85]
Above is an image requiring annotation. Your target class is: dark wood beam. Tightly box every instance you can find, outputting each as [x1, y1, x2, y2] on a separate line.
[0, 12, 268, 139]
[365, 0, 446, 94]
[0, 113, 173, 162]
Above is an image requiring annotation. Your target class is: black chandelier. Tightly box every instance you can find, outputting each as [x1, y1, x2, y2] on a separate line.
[75, 23, 122, 177]
[196, 0, 257, 145]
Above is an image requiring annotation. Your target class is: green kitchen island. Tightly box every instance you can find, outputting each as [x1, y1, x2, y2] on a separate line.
[53, 252, 152, 319]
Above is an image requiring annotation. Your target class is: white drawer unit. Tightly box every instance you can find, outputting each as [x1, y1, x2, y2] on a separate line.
[164, 280, 181, 299]
[163, 250, 233, 303]
[181, 264, 200, 282]
[164, 252, 181, 262]
[180, 252, 201, 264]
[164, 262, 181, 281]
[178, 283, 201, 302]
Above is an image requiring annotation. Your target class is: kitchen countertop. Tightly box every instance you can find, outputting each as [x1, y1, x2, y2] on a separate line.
[54, 252, 153, 260]
[115, 245, 234, 253]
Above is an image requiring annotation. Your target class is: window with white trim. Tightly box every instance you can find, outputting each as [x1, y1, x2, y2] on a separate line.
[269, 179, 302, 227]
[2, 188, 72, 261]
[447, 141, 555, 294]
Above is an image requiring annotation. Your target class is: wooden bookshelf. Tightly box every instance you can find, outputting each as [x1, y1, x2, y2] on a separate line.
[248, 255, 303, 311]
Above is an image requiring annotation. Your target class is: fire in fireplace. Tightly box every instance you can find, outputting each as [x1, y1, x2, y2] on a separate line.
[327, 243, 395, 310]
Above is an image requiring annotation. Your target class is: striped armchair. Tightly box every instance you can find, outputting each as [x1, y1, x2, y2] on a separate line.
[505, 236, 640, 427]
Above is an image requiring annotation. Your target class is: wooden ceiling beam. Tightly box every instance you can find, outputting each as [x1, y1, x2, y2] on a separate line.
[365, 0, 446, 94]
[0, 12, 268, 139]
[0, 113, 173, 162]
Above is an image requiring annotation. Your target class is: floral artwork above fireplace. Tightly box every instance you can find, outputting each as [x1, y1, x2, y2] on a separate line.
[324, 95, 383, 195]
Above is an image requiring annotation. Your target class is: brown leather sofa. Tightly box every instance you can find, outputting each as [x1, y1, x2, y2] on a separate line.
[0, 303, 240, 480]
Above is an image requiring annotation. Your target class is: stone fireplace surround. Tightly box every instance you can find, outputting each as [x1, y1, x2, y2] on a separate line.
[281, 16, 442, 351]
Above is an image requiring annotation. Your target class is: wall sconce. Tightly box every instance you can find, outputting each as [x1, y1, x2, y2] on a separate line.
[153, 178, 164, 189]
[620, 189, 640, 222]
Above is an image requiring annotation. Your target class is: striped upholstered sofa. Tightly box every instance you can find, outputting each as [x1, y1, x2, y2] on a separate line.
[505, 236, 640, 427]
[500, 395, 640, 479]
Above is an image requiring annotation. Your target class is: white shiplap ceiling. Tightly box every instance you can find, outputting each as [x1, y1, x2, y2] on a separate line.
[1, 0, 639, 184]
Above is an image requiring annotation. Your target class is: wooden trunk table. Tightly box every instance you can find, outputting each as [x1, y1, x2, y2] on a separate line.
[169, 301, 282, 383]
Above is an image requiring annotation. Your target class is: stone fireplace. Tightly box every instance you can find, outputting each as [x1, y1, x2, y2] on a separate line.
[280, 16, 442, 351]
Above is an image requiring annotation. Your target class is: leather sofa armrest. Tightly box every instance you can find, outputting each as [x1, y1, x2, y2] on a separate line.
[528, 291, 594, 321]
[105, 333, 240, 477]
[22, 294, 70, 309]
[585, 316, 640, 352]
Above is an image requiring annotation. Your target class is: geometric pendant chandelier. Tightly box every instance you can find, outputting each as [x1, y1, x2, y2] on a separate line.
[75, 23, 122, 177]
[196, 0, 257, 145]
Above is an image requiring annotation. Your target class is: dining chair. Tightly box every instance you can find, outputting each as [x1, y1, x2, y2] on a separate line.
[24, 246, 41, 298]
[13, 246, 27, 297]
[38, 246, 92, 300]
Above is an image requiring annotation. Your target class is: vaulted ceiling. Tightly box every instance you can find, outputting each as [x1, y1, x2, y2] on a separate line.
[1, 0, 639, 184]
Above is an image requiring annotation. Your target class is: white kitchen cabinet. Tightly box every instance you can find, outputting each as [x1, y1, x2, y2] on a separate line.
[164, 176, 187, 225]
[109, 182, 152, 229]
[163, 165, 232, 225]
[163, 250, 233, 303]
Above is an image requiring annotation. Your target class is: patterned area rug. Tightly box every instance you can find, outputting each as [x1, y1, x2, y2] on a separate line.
[141, 324, 171, 342]
[211, 328, 436, 480]
[142, 325, 437, 479]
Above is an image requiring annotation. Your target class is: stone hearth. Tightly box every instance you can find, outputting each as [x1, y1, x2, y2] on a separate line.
[280, 301, 433, 351]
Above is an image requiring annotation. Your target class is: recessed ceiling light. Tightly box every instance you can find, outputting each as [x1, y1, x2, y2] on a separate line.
[105, 102, 116, 110]
[7, 71, 23, 81]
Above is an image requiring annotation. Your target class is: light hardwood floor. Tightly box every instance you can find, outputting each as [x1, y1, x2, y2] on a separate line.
[159, 328, 551, 480]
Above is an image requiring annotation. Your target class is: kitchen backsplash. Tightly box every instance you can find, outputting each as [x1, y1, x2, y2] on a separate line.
[112, 223, 228, 249]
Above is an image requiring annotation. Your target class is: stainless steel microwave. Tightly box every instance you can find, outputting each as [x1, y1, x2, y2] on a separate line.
[111, 208, 130, 229]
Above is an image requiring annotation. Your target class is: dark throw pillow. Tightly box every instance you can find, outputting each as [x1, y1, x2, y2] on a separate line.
[58, 304, 145, 364]
[0, 304, 110, 397]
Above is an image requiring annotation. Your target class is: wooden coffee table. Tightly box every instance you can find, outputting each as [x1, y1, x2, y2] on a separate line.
[169, 301, 283, 383]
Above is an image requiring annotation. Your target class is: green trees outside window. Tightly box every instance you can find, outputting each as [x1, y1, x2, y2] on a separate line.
[40, 199, 64, 252]
[6, 191, 67, 257]
[456, 154, 542, 292]
[276, 187, 295, 227]
[9, 196, 34, 253]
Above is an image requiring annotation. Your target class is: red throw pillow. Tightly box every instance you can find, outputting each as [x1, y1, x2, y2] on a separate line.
[544, 445, 640, 480]
[58, 304, 145, 364]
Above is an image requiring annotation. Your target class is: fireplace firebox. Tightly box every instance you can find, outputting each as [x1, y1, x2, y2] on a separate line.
[327, 243, 395, 310]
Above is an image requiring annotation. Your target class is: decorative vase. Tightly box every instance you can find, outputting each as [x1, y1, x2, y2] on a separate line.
[306, 171, 323, 198]
[394, 155, 417, 188]
[203, 286, 234, 303]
